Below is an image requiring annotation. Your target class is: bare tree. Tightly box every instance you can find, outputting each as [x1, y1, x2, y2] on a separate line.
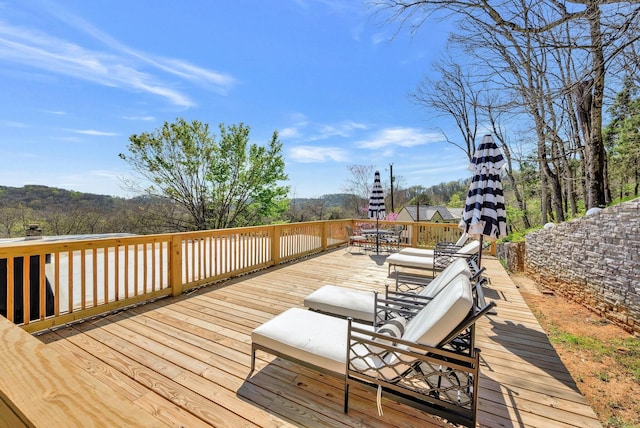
[412, 57, 480, 161]
[0, 206, 30, 238]
[484, 98, 532, 229]
[377, 0, 640, 210]
[342, 164, 376, 218]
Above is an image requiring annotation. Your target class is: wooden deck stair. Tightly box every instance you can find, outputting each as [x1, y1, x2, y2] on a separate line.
[30, 249, 601, 427]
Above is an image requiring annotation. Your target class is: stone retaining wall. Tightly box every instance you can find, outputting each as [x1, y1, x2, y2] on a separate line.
[496, 242, 525, 273]
[524, 198, 640, 336]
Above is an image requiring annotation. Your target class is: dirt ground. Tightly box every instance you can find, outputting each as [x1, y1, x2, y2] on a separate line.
[509, 273, 640, 428]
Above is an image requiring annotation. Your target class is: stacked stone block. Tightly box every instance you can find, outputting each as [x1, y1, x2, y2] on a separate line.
[524, 198, 640, 336]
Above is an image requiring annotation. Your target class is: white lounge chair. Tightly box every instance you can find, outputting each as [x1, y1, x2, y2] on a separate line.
[304, 257, 472, 323]
[386, 240, 480, 275]
[250, 275, 494, 427]
[398, 233, 468, 257]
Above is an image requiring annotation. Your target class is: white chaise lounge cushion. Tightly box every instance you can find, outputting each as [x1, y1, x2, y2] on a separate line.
[453, 240, 481, 256]
[397, 235, 469, 257]
[252, 275, 474, 378]
[417, 258, 471, 299]
[304, 285, 376, 322]
[369, 275, 473, 380]
[302, 258, 472, 322]
[385, 252, 436, 269]
[252, 308, 373, 374]
[398, 247, 435, 257]
[354, 274, 474, 380]
[402, 274, 473, 346]
[386, 240, 480, 271]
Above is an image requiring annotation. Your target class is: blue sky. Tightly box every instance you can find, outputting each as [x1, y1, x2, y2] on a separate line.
[0, 0, 471, 200]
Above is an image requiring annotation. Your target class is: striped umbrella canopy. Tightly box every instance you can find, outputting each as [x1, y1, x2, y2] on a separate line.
[368, 170, 386, 220]
[368, 171, 386, 254]
[459, 135, 507, 266]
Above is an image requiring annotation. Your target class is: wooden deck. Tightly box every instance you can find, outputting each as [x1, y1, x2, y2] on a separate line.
[35, 248, 601, 427]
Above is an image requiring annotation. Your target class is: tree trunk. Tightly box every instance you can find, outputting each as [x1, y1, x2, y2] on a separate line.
[586, 3, 607, 208]
[539, 159, 549, 223]
[500, 139, 531, 229]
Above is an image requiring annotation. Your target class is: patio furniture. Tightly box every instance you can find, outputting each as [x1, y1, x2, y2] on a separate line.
[380, 225, 404, 252]
[398, 233, 468, 257]
[361, 228, 393, 254]
[304, 257, 473, 324]
[386, 240, 480, 275]
[345, 225, 367, 253]
[250, 274, 494, 427]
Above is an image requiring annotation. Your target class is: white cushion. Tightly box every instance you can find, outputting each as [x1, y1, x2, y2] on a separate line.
[398, 247, 434, 257]
[454, 234, 469, 246]
[304, 285, 376, 323]
[303, 259, 471, 322]
[402, 275, 473, 346]
[252, 308, 376, 375]
[417, 258, 471, 299]
[253, 276, 473, 379]
[456, 240, 480, 255]
[386, 253, 435, 269]
[398, 236, 468, 257]
[387, 241, 479, 270]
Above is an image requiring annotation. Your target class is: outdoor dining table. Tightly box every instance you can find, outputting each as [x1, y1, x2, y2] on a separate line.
[361, 229, 393, 254]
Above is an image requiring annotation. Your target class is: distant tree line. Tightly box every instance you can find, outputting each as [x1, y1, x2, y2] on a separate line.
[0, 178, 472, 238]
[0, 185, 182, 238]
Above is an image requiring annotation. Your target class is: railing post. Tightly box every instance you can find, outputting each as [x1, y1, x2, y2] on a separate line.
[321, 221, 328, 251]
[7, 258, 14, 323]
[170, 234, 182, 297]
[411, 223, 418, 248]
[271, 225, 281, 266]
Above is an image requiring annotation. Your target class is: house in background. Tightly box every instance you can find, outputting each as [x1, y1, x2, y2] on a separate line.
[396, 205, 462, 223]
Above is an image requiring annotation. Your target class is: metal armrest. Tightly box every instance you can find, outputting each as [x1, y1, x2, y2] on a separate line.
[373, 295, 428, 324]
[394, 273, 434, 292]
[346, 320, 481, 427]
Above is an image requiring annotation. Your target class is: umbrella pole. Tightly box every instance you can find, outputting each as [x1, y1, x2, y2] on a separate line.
[376, 216, 380, 254]
[477, 236, 483, 269]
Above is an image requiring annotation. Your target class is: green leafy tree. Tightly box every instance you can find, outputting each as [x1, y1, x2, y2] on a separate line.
[120, 118, 289, 230]
[604, 76, 640, 199]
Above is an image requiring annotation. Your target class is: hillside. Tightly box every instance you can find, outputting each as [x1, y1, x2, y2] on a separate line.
[0, 185, 123, 211]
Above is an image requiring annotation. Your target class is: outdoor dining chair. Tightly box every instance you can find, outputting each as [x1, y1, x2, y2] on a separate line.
[345, 225, 367, 253]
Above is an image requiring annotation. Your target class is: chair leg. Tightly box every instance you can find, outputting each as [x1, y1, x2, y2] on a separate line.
[250, 345, 256, 372]
[343, 382, 349, 413]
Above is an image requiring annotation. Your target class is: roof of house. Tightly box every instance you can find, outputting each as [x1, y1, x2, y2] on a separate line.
[401, 205, 461, 222]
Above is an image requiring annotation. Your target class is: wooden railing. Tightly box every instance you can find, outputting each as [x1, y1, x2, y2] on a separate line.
[0, 219, 475, 333]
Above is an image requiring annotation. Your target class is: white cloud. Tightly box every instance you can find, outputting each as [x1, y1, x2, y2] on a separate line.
[279, 127, 300, 138]
[371, 32, 388, 46]
[279, 115, 366, 143]
[289, 146, 348, 163]
[122, 115, 156, 122]
[308, 120, 368, 141]
[356, 127, 442, 149]
[0, 5, 237, 107]
[71, 129, 119, 136]
[0, 120, 28, 128]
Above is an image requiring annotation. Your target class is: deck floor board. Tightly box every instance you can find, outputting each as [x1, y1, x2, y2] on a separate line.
[36, 248, 601, 427]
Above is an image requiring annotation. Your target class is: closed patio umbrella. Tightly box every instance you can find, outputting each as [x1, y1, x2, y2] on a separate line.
[368, 170, 386, 254]
[459, 135, 507, 268]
